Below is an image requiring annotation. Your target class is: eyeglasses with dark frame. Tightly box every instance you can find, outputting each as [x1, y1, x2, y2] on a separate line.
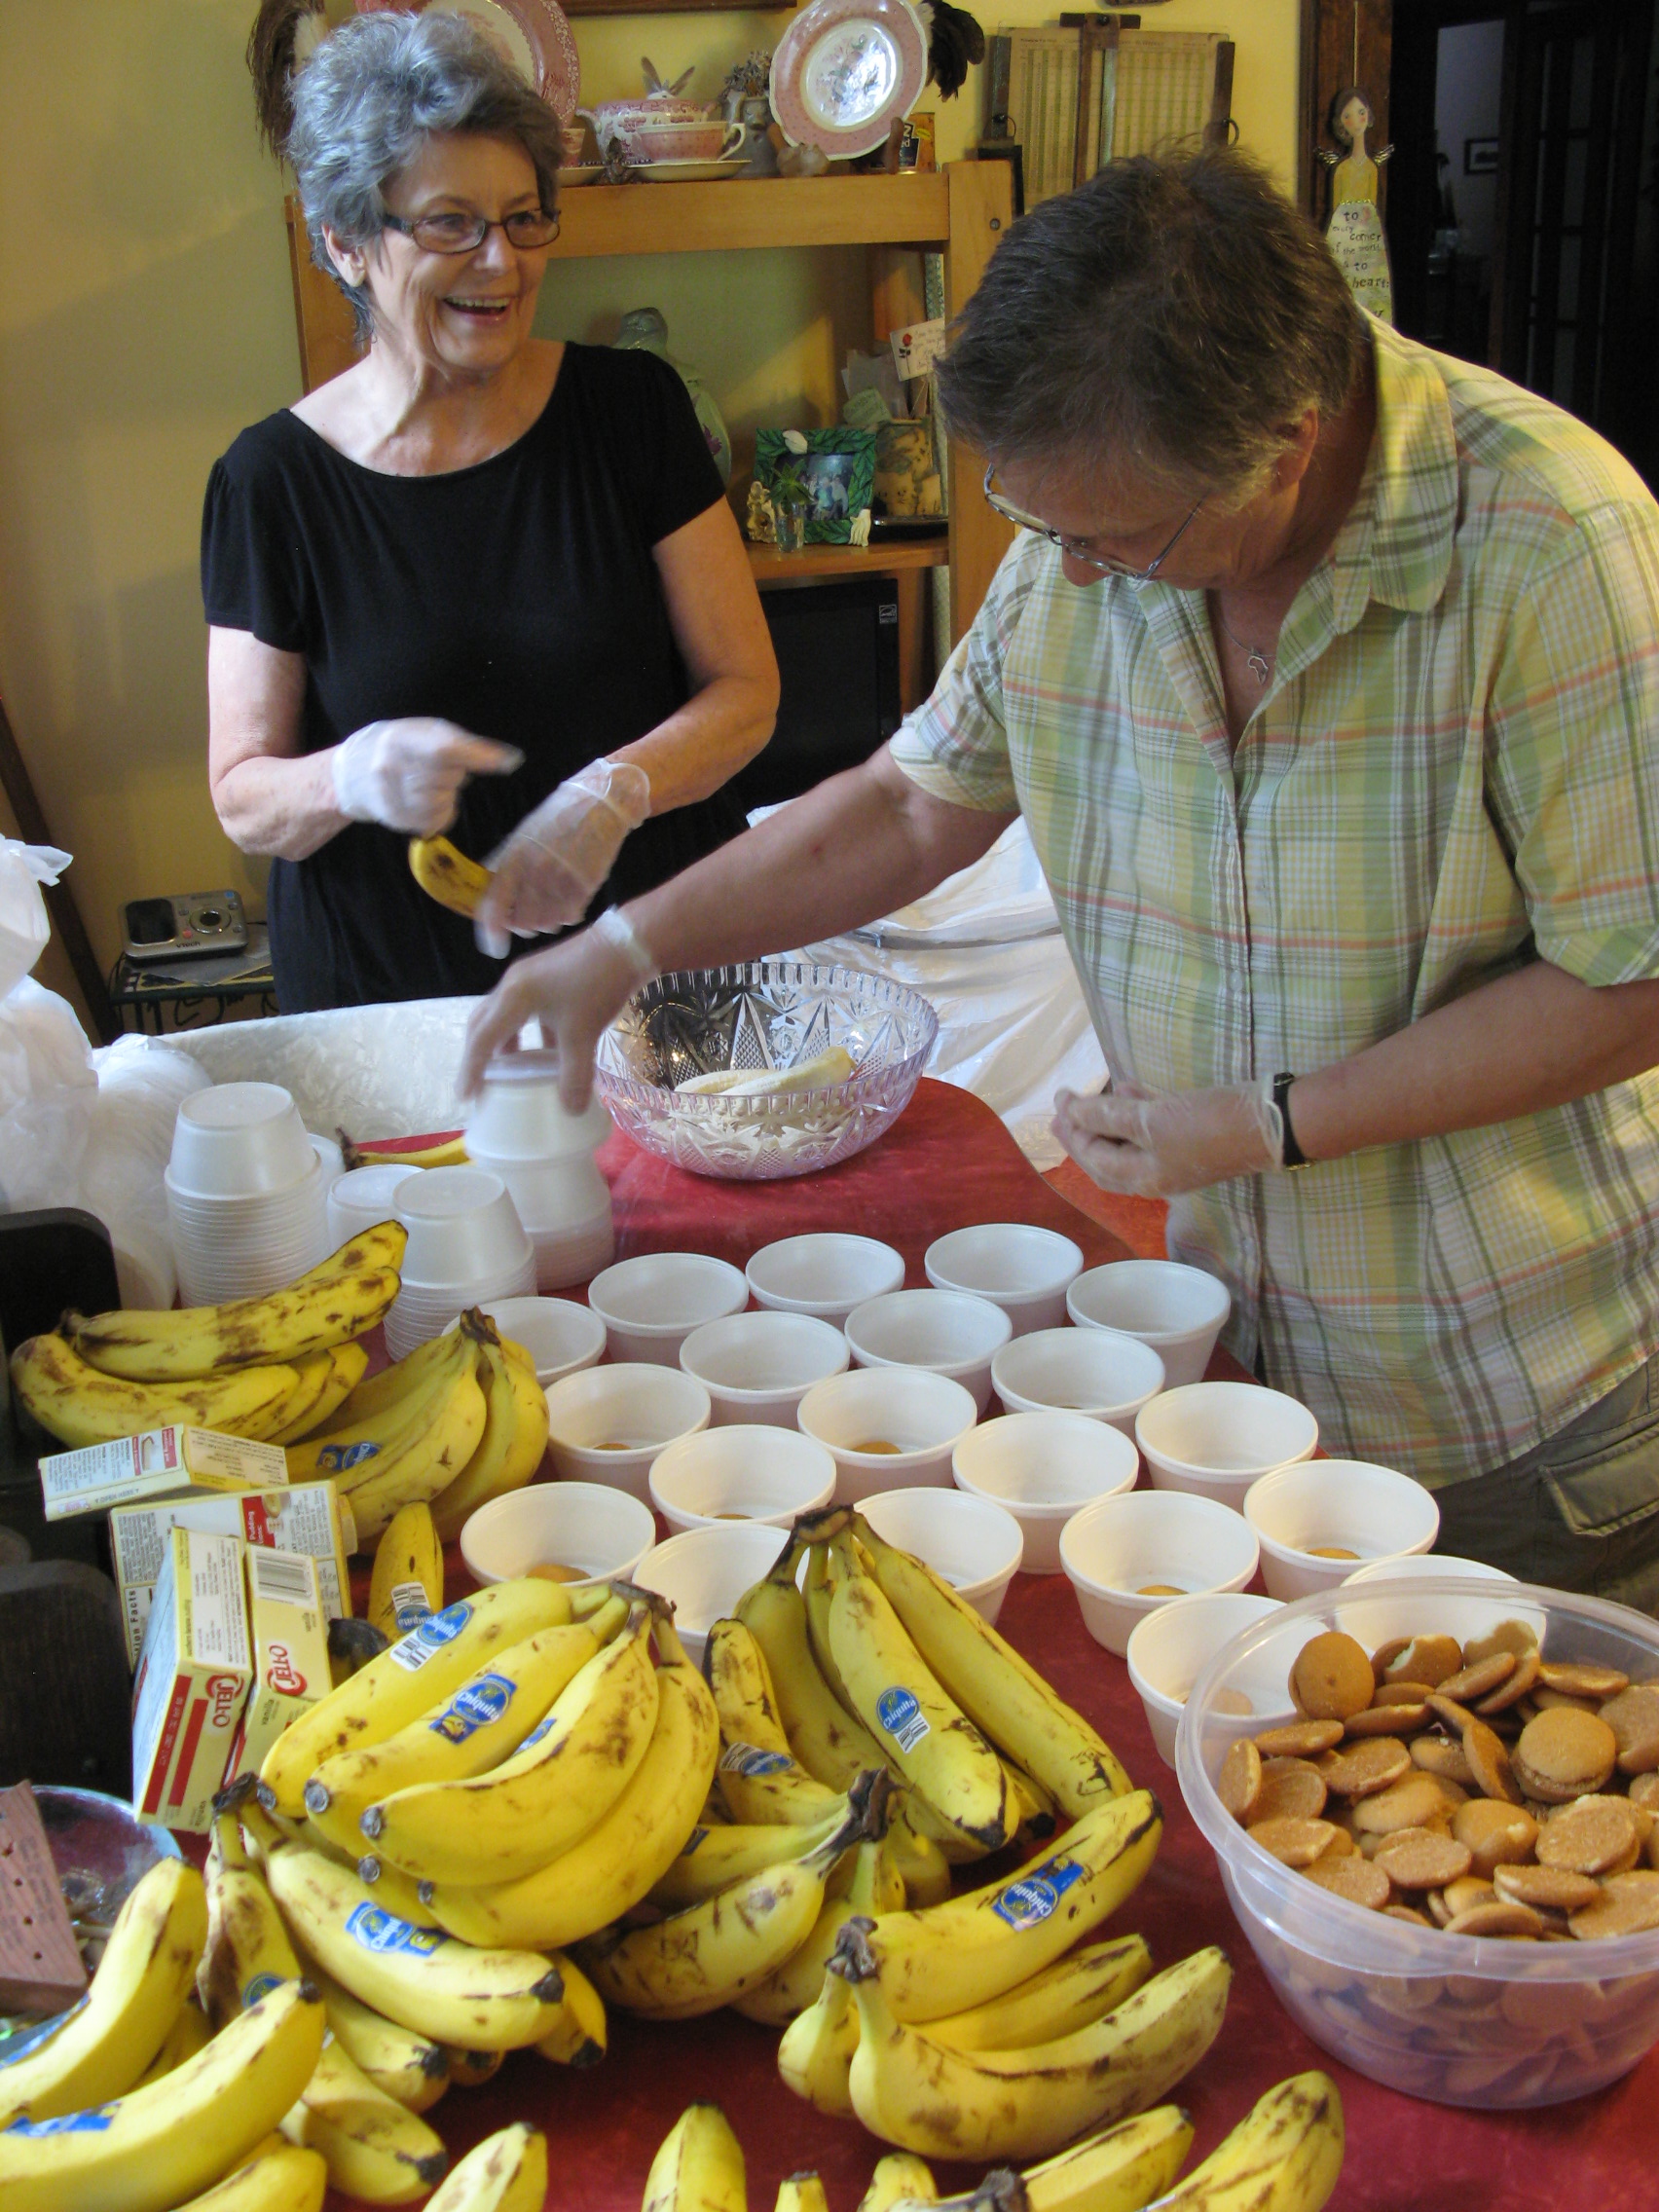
[382, 207, 562, 254]
[982, 464, 1203, 580]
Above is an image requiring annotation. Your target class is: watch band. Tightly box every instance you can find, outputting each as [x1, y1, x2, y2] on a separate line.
[1272, 1071, 1309, 1170]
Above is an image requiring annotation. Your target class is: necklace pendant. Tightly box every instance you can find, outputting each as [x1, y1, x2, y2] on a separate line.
[1245, 649, 1271, 684]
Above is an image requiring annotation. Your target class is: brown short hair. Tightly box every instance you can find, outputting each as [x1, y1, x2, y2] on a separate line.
[937, 147, 1368, 502]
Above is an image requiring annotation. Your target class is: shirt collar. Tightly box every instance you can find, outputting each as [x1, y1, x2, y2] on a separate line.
[1326, 317, 1461, 631]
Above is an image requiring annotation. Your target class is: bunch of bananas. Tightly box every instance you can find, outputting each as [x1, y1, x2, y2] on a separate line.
[640, 2075, 1346, 2212]
[282, 1307, 550, 1546]
[8, 1224, 407, 1449]
[561, 1505, 1234, 2163]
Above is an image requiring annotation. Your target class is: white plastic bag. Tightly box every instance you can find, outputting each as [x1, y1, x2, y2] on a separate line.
[0, 843, 96, 1211]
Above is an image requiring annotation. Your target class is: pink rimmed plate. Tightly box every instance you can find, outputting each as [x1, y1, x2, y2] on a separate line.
[768, 0, 929, 160]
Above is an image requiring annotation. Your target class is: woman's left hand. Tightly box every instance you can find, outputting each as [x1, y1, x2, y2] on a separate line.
[1052, 1079, 1286, 1197]
[473, 758, 651, 955]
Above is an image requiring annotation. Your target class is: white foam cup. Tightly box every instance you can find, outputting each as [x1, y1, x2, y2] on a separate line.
[796, 1366, 979, 1504]
[844, 1289, 1012, 1417]
[1066, 1260, 1232, 1389]
[1059, 1488, 1261, 1655]
[745, 1234, 906, 1326]
[1126, 1592, 1290, 1767]
[677, 1310, 849, 1425]
[544, 1363, 712, 1502]
[647, 1424, 838, 1533]
[854, 1486, 1023, 1625]
[924, 1224, 1085, 1336]
[953, 1411, 1138, 1572]
[633, 1522, 791, 1669]
[992, 1326, 1165, 1440]
[1135, 1382, 1318, 1502]
[1244, 1459, 1440, 1602]
[587, 1252, 750, 1365]
[459, 1480, 654, 1591]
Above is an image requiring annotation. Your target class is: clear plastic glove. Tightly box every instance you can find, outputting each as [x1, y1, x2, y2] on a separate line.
[330, 718, 523, 835]
[473, 759, 651, 958]
[1051, 1077, 1285, 1198]
[458, 906, 657, 1111]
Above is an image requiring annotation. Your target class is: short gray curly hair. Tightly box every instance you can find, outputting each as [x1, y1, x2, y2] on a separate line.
[937, 148, 1368, 508]
[286, 11, 564, 341]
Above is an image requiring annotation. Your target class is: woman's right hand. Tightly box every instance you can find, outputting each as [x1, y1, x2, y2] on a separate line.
[331, 718, 523, 834]
[458, 909, 656, 1110]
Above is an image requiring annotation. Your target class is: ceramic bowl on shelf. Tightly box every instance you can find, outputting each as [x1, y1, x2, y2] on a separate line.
[594, 962, 937, 1182]
[1178, 1577, 1659, 2106]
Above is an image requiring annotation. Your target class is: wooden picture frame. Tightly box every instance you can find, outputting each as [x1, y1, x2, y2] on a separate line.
[756, 428, 877, 544]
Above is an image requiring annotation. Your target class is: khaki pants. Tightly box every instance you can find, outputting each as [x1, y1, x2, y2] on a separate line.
[1430, 1353, 1659, 1617]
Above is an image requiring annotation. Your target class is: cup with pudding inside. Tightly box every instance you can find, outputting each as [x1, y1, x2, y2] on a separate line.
[647, 1422, 838, 1533]
[796, 1365, 979, 1504]
[1243, 1457, 1440, 1601]
[458, 1479, 655, 1592]
[1058, 1487, 1261, 1655]
[543, 1361, 712, 1502]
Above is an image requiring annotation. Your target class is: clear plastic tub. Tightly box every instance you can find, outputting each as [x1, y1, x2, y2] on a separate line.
[1177, 1575, 1659, 2107]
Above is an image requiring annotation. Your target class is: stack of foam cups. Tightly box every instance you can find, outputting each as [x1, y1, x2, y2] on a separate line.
[166, 1082, 338, 1304]
[462, 1049, 615, 1291]
[385, 1164, 537, 1358]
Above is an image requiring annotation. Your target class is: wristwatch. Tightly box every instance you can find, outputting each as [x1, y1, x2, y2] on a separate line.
[1272, 1072, 1310, 1171]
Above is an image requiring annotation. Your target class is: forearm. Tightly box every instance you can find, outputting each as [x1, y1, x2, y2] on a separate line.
[610, 674, 777, 812]
[1290, 958, 1659, 1161]
[623, 750, 1010, 973]
[211, 748, 349, 863]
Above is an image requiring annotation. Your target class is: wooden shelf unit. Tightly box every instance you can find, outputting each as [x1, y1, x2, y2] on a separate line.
[285, 164, 1016, 703]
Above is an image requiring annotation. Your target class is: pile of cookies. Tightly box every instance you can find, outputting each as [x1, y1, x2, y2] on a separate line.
[1217, 1617, 1659, 1941]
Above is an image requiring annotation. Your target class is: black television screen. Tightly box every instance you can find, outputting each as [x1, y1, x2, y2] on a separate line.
[731, 576, 903, 812]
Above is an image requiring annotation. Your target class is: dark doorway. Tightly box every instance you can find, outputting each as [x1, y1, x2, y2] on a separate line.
[1384, 0, 1659, 482]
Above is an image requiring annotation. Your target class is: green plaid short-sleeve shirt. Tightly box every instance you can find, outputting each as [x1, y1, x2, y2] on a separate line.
[892, 321, 1659, 1487]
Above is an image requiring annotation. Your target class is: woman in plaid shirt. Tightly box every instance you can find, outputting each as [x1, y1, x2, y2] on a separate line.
[464, 149, 1659, 1610]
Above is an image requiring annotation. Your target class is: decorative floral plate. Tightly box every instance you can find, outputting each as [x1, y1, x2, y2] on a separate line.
[768, 0, 929, 160]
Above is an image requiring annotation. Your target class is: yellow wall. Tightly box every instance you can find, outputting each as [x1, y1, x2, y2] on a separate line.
[0, 2, 1300, 972]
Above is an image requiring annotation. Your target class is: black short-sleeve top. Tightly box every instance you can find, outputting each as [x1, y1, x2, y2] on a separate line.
[202, 343, 741, 1011]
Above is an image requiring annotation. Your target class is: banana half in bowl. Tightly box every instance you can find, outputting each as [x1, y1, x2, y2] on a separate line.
[594, 960, 938, 1181]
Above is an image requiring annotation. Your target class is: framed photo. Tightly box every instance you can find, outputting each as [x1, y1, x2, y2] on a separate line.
[755, 428, 877, 544]
[1464, 136, 1498, 176]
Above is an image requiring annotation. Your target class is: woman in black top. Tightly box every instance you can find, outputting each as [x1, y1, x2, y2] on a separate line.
[203, 12, 777, 1012]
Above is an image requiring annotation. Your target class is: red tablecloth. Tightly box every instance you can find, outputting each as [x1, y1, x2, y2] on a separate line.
[338, 1083, 1655, 2210]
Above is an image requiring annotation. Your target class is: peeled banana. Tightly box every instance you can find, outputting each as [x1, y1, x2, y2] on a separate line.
[679, 1046, 857, 1096]
[409, 835, 491, 918]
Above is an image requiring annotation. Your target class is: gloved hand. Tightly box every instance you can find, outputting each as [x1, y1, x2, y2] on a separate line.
[473, 759, 651, 958]
[1052, 1078, 1286, 1198]
[458, 907, 657, 1111]
[330, 719, 522, 835]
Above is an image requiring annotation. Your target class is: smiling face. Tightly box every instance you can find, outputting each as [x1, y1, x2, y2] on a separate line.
[328, 131, 552, 380]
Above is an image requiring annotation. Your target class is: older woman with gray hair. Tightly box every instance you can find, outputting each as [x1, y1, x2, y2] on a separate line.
[203, 10, 776, 1010]
[461, 145, 1659, 1605]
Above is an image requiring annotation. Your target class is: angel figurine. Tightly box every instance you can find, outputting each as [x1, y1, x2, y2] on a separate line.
[1319, 88, 1394, 324]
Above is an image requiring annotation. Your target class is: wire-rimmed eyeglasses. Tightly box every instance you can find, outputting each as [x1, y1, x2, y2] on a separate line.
[383, 207, 562, 254]
[982, 464, 1203, 579]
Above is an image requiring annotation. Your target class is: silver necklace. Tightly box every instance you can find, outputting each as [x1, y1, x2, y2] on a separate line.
[1212, 598, 1273, 684]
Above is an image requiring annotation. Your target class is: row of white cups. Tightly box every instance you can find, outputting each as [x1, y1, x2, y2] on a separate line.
[454, 1227, 1457, 1746]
